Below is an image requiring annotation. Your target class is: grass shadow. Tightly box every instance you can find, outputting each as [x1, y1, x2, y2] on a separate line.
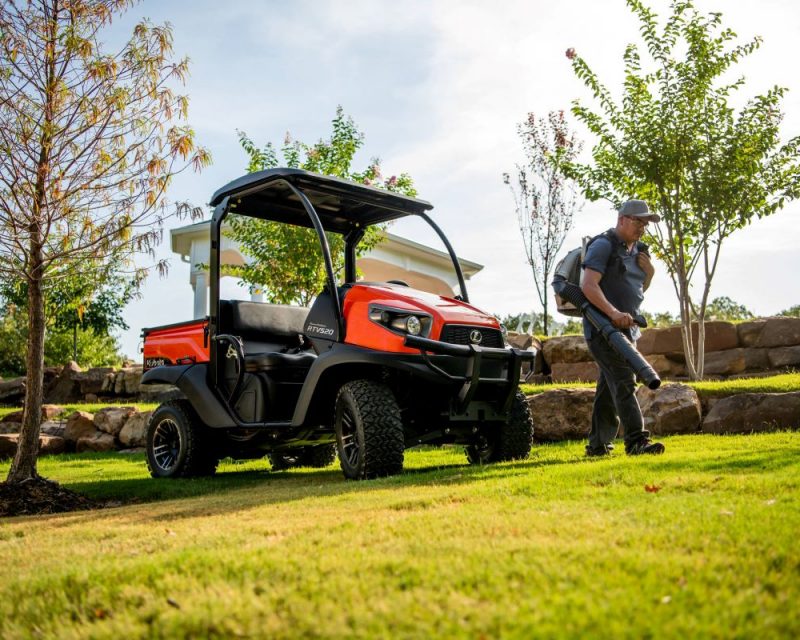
[10, 434, 799, 522]
[648, 446, 800, 475]
[29, 450, 548, 520]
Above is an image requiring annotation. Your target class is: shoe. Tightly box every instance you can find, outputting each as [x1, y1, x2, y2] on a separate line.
[585, 444, 613, 457]
[625, 438, 665, 455]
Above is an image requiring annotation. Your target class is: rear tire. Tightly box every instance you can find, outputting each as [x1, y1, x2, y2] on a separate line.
[465, 390, 533, 464]
[146, 400, 218, 478]
[334, 380, 404, 480]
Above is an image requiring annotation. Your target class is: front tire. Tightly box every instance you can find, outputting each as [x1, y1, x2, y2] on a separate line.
[334, 380, 404, 480]
[146, 400, 218, 478]
[465, 390, 534, 464]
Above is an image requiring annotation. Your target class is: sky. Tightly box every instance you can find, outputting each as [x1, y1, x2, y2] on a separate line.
[111, 0, 800, 358]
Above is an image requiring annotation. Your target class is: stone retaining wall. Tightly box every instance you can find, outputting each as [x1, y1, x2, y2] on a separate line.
[530, 383, 800, 442]
[0, 405, 152, 459]
[533, 317, 800, 383]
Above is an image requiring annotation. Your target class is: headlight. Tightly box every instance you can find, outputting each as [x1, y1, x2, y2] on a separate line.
[369, 305, 431, 337]
[405, 315, 422, 335]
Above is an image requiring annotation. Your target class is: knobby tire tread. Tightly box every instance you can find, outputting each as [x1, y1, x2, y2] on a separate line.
[146, 400, 218, 478]
[337, 380, 404, 480]
[496, 390, 534, 461]
[465, 390, 534, 464]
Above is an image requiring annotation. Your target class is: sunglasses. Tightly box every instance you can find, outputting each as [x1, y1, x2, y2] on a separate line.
[625, 216, 650, 227]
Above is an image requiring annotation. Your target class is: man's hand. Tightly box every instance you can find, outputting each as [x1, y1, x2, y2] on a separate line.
[637, 252, 655, 290]
[610, 309, 635, 329]
[583, 268, 631, 326]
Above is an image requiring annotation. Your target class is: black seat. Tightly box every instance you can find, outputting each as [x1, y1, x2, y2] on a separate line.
[218, 300, 317, 375]
[219, 300, 309, 343]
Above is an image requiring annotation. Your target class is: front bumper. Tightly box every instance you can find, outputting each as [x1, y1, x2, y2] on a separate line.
[403, 334, 537, 413]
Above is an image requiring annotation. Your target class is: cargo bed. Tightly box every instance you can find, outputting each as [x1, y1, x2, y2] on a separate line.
[142, 318, 209, 369]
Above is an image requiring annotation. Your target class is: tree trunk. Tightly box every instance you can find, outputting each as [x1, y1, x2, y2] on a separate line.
[6, 1, 56, 484]
[542, 292, 549, 336]
[678, 278, 699, 380]
[696, 315, 706, 379]
[6, 261, 46, 484]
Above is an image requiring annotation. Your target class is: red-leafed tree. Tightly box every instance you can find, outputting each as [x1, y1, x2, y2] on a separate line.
[504, 111, 583, 336]
[0, 0, 210, 486]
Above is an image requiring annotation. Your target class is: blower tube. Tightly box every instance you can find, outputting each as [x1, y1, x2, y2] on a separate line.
[553, 280, 661, 390]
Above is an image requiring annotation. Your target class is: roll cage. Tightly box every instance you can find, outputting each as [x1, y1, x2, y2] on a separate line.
[206, 168, 470, 380]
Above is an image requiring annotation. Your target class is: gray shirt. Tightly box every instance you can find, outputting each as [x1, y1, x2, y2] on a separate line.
[581, 229, 647, 341]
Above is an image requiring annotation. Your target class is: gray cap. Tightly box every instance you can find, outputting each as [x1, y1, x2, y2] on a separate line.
[618, 199, 660, 222]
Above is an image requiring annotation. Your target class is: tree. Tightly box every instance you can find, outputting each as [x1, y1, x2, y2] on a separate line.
[0, 305, 27, 376]
[780, 305, 800, 318]
[0, 1, 210, 486]
[565, 0, 800, 379]
[639, 309, 678, 328]
[705, 296, 753, 322]
[48, 266, 136, 362]
[0, 261, 136, 364]
[0, 303, 125, 377]
[225, 107, 416, 306]
[504, 111, 583, 336]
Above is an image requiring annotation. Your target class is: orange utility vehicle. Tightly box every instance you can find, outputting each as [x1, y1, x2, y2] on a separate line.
[141, 169, 536, 480]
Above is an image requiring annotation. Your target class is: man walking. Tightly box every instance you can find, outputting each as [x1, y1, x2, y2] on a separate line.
[580, 199, 665, 456]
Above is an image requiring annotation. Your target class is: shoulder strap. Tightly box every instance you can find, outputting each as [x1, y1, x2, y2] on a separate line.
[596, 230, 647, 255]
[601, 229, 617, 244]
[585, 229, 615, 249]
[582, 229, 621, 274]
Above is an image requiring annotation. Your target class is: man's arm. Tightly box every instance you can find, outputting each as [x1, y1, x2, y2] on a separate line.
[581, 269, 635, 329]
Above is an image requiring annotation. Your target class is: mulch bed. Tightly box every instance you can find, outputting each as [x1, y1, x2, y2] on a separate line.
[0, 477, 98, 517]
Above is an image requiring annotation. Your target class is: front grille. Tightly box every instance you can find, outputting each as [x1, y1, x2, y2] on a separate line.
[440, 324, 504, 348]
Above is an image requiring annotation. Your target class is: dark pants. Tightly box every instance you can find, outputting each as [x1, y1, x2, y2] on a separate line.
[586, 333, 648, 450]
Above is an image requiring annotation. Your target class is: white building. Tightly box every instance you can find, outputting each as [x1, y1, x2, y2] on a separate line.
[171, 220, 483, 318]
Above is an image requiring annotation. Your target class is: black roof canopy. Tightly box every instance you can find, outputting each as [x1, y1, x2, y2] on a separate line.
[209, 168, 433, 233]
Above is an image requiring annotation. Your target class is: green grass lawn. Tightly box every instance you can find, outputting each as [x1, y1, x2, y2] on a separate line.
[687, 372, 800, 397]
[1, 433, 799, 638]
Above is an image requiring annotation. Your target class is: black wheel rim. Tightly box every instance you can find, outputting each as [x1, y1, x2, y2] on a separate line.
[339, 408, 360, 468]
[153, 418, 181, 472]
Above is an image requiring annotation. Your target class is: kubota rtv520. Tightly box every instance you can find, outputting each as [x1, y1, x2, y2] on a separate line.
[141, 169, 536, 480]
